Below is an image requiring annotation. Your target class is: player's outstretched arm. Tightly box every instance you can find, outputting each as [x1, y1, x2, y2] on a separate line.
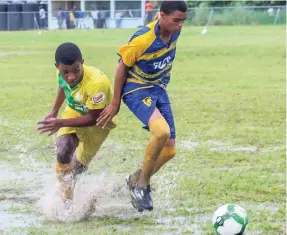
[37, 108, 103, 135]
[96, 60, 128, 128]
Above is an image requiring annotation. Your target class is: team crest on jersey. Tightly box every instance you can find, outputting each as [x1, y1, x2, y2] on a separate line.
[75, 92, 83, 102]
[92, 92, 105, 104]
[142, 96, 152, 107]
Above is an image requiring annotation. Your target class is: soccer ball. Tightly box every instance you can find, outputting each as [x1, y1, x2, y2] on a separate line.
[212, 204, 248, 235]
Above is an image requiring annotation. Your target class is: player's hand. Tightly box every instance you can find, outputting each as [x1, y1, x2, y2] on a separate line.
[96, 103, 119, 129]
[43, 109, 59, 120]
[37, 118, 62, 136]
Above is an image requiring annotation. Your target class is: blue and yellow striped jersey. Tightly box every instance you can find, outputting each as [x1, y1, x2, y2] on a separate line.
[118, 20, 180, 97]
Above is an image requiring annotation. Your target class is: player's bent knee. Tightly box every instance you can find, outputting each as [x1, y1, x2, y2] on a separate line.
[56, 135, 78, 164]
[149, 118, 171, 143]
[57, 147, 71, 164]
[158, 128, 170, 142]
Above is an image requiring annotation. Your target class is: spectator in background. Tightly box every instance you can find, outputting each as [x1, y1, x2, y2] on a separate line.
[39, 6, 46, 29]
[267, 7, 274, 16]
[57, 8, 63, 29]
[115, 10, 122, 28]
[78, 10, 85, 29]
[69, 9, 75, 29]
[145, 1, 153, 24]
[65, 8, 71, 29]
[73, 6, 79, 28]
[91, 8, 99, 29]
[98, 8, 107, 28]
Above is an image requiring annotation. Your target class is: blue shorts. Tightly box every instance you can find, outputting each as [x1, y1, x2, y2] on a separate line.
[122, 85, 176, 139]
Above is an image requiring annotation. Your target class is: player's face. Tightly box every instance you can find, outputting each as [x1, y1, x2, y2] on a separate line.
[57, 61, 84, 87]
[161, 10, 187, 34]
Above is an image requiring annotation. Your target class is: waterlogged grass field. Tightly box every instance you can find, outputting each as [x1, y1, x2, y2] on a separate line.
[0, 26, 285, 234]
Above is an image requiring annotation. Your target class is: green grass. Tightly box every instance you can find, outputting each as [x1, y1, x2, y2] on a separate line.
[190, 8, 286, 26]
[0, 26, 285, 234]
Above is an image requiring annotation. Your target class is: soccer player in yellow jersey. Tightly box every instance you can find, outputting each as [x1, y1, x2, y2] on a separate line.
[37, 42, 116, 204]
[97, 1, 187, 211]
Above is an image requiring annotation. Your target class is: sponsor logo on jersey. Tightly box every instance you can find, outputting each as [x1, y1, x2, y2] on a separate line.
[92, 92, 105, 104]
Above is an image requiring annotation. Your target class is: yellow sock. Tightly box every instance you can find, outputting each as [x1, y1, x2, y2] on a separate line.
[138, 118, 170, 186]
[153, 147, 176, 175]
[131, 147, 176, 184]
[56, 162, 74, 201]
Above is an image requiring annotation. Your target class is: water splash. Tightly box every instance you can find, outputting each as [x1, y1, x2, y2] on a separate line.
[37, 171, 132, 222]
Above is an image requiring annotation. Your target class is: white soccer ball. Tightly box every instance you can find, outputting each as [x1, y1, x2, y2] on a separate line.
[212, 204, 248, 235]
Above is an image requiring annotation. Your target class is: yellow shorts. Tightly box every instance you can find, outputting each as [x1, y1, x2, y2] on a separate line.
[57, 106, 116, 166]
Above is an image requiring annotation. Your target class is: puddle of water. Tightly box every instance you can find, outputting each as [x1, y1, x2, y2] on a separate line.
[0, 136, 284, 233]
[0, 163, 52, 182]
[0, 51, 33, 57]
[0, 203, 44, 231]
[247, 203, 281, 213]
[208, 140, 283, 154]
[179, 140, 199, 150]
[0, 212, 42, 230]
[155, 214, 208, 234]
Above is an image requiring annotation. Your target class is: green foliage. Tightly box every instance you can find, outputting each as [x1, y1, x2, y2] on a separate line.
[187, 6, 286, 26]
[187, 0, 286, 7]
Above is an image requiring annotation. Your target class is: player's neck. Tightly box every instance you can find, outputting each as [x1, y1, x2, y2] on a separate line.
[158, 22, 172, 43]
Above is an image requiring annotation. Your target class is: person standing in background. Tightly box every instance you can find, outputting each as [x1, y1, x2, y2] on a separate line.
[39, 6, 46, 28]
[69, 9, 75, 29]
[91, 8, 99, 29]
[98, 8, 106, 28]
[65, 8, 71, 29]
[78, 10, 85, 29]
[57, 8, 63, 29]
[145, 1, 153, 24]
[115, 10, 122, 28]
[73, 6, 79, 28]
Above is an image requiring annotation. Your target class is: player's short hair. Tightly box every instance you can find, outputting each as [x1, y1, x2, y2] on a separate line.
[55, 42, 82, 65]
[160, 1, 187, 15]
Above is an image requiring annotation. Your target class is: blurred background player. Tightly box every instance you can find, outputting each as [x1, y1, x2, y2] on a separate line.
[97, 1, 187, 211]
[145, 1, 153, 24]
[37, 42, 116, 205]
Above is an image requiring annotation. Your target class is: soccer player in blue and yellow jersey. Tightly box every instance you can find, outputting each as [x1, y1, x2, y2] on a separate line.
[37, 42, 116, 204]
[97, 1, 187, 211]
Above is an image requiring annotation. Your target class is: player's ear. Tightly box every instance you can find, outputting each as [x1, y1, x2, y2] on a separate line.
[55, 63, 58, 68]
[160, 12, 165, 18]
[81, 59, 84, 65]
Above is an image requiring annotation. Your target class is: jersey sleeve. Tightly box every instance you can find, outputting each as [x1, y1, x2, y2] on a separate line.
[117, 37, 146, 67]
[85, 81, 109, 110]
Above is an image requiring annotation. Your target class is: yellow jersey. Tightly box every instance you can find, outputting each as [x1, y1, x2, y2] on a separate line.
[57, 65, 113, 115]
